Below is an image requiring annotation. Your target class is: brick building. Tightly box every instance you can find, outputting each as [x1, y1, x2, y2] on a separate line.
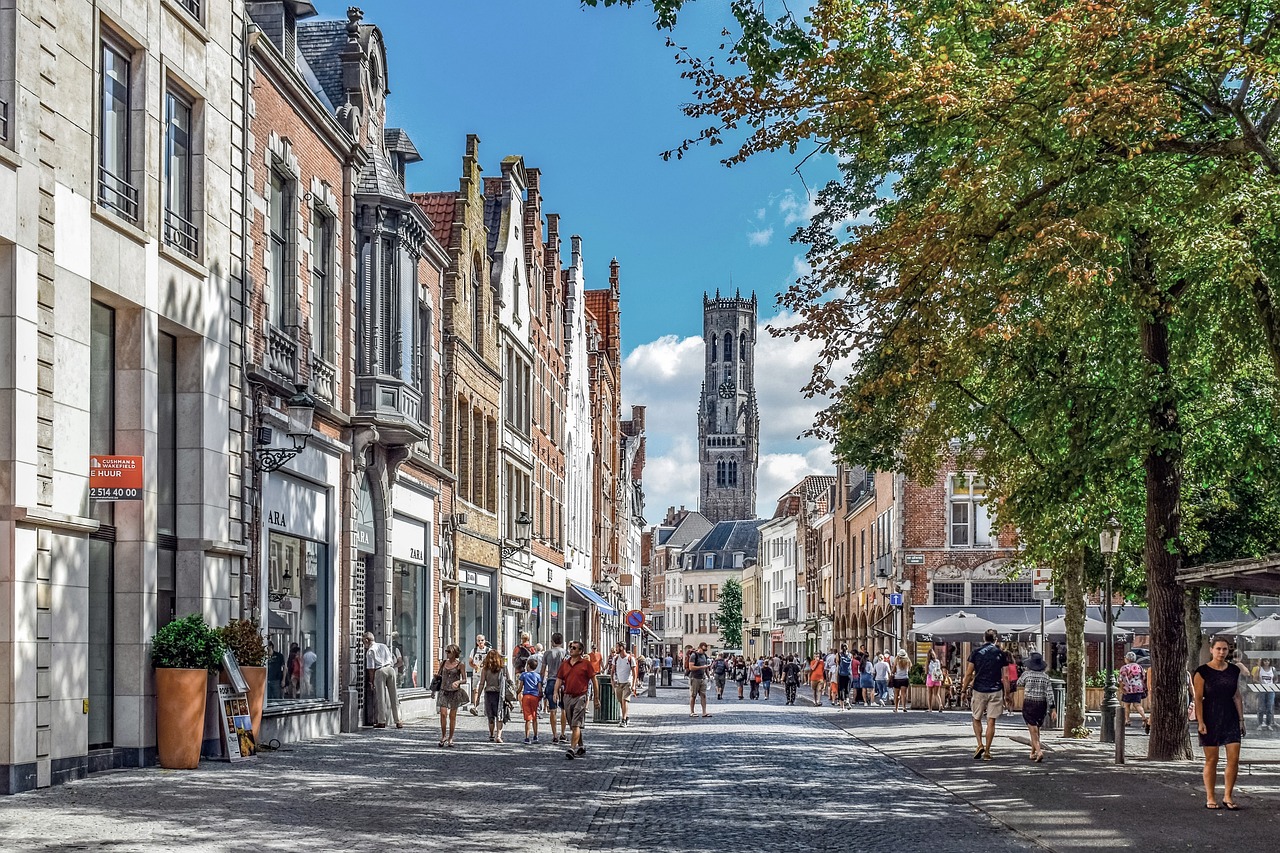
[585, 264, 624, 649]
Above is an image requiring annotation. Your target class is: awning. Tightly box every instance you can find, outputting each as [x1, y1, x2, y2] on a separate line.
[568, 582, 618, 617]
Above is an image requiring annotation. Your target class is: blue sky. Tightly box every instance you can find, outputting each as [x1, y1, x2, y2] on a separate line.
[322, 0, 837, 516]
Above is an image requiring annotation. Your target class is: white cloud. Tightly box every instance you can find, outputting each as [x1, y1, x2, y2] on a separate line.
[755, 207, 767, 220]
[623, 312, 836, 522]
[747, 227, 774, 247]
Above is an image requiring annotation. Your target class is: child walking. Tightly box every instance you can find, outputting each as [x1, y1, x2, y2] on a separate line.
[519, 658, 543, 745]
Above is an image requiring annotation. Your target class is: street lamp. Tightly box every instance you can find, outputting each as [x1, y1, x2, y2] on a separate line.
[254, 384, 318, 472]
[1099, 515, 1122, 745]
[500, 510, 533, 563]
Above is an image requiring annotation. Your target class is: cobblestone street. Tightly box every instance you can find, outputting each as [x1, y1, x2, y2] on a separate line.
[0, 689, 1031, 853]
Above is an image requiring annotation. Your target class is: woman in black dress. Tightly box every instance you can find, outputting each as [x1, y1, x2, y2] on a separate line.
[1192, 638, 1245, 810]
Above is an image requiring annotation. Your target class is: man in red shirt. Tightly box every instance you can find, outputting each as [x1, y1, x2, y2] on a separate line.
[556, 640, 596, 759]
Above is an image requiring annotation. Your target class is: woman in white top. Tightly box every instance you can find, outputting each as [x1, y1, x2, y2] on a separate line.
[925, 650, 945, 712]
[1256, 658, 1276, 730]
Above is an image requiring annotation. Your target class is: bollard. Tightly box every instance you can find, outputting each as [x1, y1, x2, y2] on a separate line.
[647, 672, 657, 698]
[1115, 703, 1126, 764]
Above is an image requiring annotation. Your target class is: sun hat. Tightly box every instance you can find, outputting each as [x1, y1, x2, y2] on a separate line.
[1025, 652, 1047, 672]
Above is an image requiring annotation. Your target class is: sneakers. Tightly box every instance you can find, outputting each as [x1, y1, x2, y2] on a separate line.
[575, 746, 586, 757]
[564, 749, 576, 760]
[523, 737, 531, 745]
[532, 736, 540, 743]
[469, 705, 479, 716]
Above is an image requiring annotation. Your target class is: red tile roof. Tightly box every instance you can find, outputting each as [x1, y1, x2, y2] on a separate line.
[412, 192, 457, 249]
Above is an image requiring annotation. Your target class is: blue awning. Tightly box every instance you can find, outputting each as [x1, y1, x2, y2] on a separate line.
[569, 582, 618, 617]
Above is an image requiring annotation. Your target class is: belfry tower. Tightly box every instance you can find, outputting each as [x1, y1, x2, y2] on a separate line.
[697, 290, 760, 522]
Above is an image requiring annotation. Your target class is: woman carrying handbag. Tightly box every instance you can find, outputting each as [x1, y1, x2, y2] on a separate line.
[434, 644, 467, 747]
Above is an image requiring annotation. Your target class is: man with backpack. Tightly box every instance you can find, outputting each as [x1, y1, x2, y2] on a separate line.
[713, 653, 729, 700]
[782, 655, 803, 705]
[511, 632, 536, 679]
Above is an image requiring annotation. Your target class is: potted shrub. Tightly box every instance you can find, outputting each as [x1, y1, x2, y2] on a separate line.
[908, 663, 929, 709]
[216, 619, 270, 738]
[152, 614, 224, 769]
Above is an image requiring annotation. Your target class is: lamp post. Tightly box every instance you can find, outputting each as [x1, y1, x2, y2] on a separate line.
[1099, 515, 1122, 745]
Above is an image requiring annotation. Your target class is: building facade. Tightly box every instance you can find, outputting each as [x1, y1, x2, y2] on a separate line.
[697, 291, 759, 523]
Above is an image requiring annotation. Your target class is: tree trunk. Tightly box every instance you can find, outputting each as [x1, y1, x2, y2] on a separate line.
[1061, 547, 1088, 734]
[1249, 271, 1280, 380]
[1137, 253, 1191, 761]
[1185, 588, 1203, 676]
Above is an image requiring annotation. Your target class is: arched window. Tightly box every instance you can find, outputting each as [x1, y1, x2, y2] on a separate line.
[739, 331, 748, 382]
[710, 334, 717, 361]
[716, 459, 726, 487]
[472, 257, 483, 350]
[729, 460, 739, 487]
[723, 331, 733, 362]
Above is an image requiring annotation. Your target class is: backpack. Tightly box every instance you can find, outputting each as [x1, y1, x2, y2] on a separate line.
[713, 659, 727, 676]
[514, 643, 533, 674]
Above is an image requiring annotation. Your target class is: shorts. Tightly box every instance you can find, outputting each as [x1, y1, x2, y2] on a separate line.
[971, 689, 1004, 721]
[689, 677, 707, 698]
[926, 676, 941, 688]
[892, 677, 910, 689]
[613, 681, 633, 704]
[563, 692, 589, 729]
[1122, 692, 1146, 704]
[544, 678, 561, 709]
[521, 694, 540, 722]
[1021, 698, 1048, 727]
[715, 675, 727, 688]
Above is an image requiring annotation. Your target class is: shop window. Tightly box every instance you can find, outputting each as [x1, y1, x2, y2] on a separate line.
[393, 560, 425, 690]
[266, 533, 329, 704]
[932, 582, 965, 605]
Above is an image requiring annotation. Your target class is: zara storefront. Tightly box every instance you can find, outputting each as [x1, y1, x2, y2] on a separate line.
[388, 479, 435, 717]
[256, 446, 343, 744]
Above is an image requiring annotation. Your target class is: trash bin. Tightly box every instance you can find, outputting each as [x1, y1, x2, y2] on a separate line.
[1049, 678, 1066, 731]
[594, 674, 620, 723]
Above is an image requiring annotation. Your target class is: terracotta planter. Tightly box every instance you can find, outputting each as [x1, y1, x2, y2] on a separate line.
[155, 668, 209, 770]
[242, 667, 267, 738]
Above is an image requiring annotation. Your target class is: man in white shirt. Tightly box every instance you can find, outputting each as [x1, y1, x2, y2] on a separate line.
[608, 642, 638, 727]
[363, 632, 402, 729]
[824, 648, 839, 706]
[468, 634, 491, 716]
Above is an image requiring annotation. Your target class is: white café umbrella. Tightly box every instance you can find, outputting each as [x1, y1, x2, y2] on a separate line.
[910, 611, 1004, 643]
[1231, 613, 1280, 641]
[1023, 615, 1132, 643]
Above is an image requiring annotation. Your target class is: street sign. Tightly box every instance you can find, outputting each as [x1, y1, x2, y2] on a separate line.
[625, 610, 645, 629]
[629, 628, 641, 636]
[889, 593, 904, 607]
[89, 455, 144, 501]
[1032, 588, 1054, 601]
[905, 554, 924, 565]
[1032, 566, 1053, 601]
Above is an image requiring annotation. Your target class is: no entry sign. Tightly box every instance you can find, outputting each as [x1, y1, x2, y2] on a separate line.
[625, 610, 645, 629]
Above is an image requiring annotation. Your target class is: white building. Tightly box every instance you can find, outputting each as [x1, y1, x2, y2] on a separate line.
[759, 514, 801, 657]
[561, 236, 595, 642]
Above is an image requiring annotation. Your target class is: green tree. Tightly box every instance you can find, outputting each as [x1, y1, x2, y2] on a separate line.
[591, 0, 1280, 759]
[717, 578, 744, 650]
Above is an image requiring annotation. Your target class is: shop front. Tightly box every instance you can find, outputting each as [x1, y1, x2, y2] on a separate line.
[390, 489, 433, 717]
[458, 564, 497, 653]
[530, 587, 564, 648]
[260, 469, 339, 743]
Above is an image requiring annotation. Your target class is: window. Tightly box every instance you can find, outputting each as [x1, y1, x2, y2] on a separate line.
[163, 90, 197, 257]
[99, 37, 137, 221]
[471, 259, 483, 350]
[710, 584, 719, 603]
[156, 331, 177, 626]
[704, 554, 714, 570]
[932, 582, 965, 605]
[971, 582, 1034, 605]
[310, 210, 335, 360]
[685, 586, 694, 604]
[266, 533, 330, 703]
[710, 614, 719, 632]
[392, 558, 426, 692]
[174, 0, 201, 20]
[949, 474, 993, 547]
[723, 331, 732, 362]
[418, 302, 432, 422]
[698, 585, 706, 603]
[698, 613, 707, 634]
[268, 169, 294, 328]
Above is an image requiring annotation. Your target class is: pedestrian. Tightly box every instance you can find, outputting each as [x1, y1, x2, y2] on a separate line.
[1255, 658, 1276, 730]
[713, 653, 729, 700]
[511, 632, 536, 682]
[734, 655, 748, 700]
[467, 634, 491, 716]
[434, 643, 466, 747]
[1194, 637, 1245, 810]
[749, 657, 762, 700]
[808, 653, 826, 706]
[587, 643, 603, 676]
[302, 644, 318, 697]
[285, 643, 302, 699]
[848, 652, 862, 706]
[267, 643, 284, 701]
[687, 642, 712, 717]
[926, 650, 945, 712]
[1118, 651, 1151, 733]
[479, 648, 509, 743]
[858, 653, 875, 705]
[962, 628, 1011, 760]
[608, 642, 638, 727]
[836, 644, 853, 710]
[663, 652, 674, 686]
[519, 658, 543, 745]
[892, 650, 912, 713]
[556, 639, 596, 759]
[363, 632, 403, 729]
[761, 658, 774, 700]
[540, 633, 567, 743]
[823, 647, 838, 705]
[782, 655, 802, 705]
[1019, 652, 1052, 762]
[874, 653, 890, 706]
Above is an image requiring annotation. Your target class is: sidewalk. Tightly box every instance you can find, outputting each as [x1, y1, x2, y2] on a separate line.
[822, 702, 1280, 851]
